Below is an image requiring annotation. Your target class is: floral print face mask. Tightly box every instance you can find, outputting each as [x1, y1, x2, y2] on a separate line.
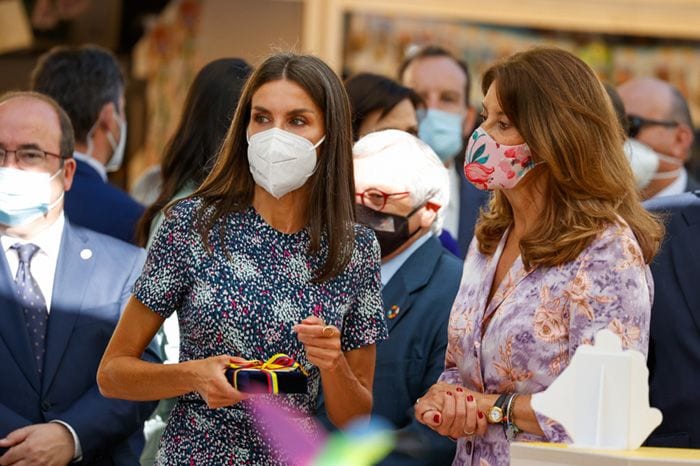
[464, 127, 536, 190]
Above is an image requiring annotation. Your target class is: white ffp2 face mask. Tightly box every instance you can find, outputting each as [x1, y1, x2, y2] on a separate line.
[624, 138, 683, 190]
[247, 128, 325, 199]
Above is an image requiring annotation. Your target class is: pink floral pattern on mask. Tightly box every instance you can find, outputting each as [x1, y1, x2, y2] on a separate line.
[464, 127, 534, 190]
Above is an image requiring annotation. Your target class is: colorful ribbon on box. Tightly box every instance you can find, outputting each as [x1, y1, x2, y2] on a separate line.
[228, 353, 308, 394]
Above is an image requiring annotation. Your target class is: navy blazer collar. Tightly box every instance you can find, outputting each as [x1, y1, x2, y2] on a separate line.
[382, 236, 446, 332]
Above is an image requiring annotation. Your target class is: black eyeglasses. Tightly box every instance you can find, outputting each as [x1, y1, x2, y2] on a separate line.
[626, 115, 679, 138]
[0, 148, 66, 170]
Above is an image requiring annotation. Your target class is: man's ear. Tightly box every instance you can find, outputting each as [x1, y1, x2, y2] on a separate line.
[672, 123, 694, 161]
[62, 158, 77, 191]
[95, 101, 118, 132]
[420, 202, 440, 228]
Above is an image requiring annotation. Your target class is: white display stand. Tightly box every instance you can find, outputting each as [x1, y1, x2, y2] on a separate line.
[511, 442, 700, 466]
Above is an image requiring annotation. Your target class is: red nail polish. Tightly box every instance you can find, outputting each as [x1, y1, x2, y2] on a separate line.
[433, 414, 441, 424]
[456, 387, 464, 392]
[446, 391, 452, 396]
[478, 411, 484, 419]
[467, 395, 474, 402]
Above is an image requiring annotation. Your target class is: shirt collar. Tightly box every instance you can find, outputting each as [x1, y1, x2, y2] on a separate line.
[653, 167, 687, 199]
[1, 213, 65, 260]
[380, 232, 432, 287]
[73, 151, 107, 182]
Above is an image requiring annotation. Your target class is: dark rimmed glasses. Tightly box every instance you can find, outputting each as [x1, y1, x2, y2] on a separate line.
[0, 148, 66, 170]
[355, 188, 410, 212]
[627, 115, 679, 138]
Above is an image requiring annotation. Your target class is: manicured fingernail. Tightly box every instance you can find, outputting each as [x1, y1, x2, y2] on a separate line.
[456, 387, 463, 392]
[478, 411, 484, 419]
[467, 395, 474, 402]
[446, 391, 452, 396]
[433, 414, 441, 424]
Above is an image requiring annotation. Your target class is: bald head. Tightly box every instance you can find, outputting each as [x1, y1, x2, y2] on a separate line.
[618, 78, 692, 128]
[0, 91, 75, 159]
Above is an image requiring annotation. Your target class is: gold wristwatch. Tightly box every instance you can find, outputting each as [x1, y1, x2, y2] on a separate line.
[486, 394, 509, 424]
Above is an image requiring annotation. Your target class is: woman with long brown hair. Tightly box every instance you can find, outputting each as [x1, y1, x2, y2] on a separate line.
[97, 52, 387, 465]
[414, 47, 663, 465]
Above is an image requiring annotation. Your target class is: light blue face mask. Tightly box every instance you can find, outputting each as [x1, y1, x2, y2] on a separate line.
[417, 108, 465, 163]
[0, 167, 63, 227]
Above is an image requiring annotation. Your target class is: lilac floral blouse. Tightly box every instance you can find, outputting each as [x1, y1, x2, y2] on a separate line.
[440, 222, 653, 466]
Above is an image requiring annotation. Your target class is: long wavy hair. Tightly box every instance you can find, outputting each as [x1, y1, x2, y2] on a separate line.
[192, 52, 357, 282]
[475, 47, 663, 267]
[135, 58, 252, 246]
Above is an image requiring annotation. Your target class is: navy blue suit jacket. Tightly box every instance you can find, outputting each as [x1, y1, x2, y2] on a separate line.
[373, 236, 462, 465]
[65, 158, 144, 245]
[0, 220, 159, 465]
[644, 191, 700, 448]
[454, 158, 490, 258]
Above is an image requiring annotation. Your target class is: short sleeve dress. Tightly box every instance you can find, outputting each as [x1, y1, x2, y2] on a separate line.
[133, 198, 388, 465]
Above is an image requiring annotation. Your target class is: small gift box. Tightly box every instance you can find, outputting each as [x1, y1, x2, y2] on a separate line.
[225, 353, 308, 394]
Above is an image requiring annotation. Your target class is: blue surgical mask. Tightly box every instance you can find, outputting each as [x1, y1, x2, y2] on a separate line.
[0, 167, 63, 227]
[417, 108, 465, 162]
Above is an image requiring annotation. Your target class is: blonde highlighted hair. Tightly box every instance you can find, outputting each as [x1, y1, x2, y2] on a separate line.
[475, 47, 663, 267]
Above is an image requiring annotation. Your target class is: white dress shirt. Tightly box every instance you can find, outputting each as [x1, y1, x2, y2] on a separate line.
[443, 160, 461, 239]
[1, 213, 82, 461]
[1, 213, 65, 312]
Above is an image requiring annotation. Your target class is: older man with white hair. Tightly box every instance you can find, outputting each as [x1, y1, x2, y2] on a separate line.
[354, 129, 462, 465]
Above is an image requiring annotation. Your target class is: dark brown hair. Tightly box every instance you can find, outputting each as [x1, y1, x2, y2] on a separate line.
[344, 72, 421, 140]
[192, 52, 357, 282]
[476, 47, 663, 266]
[30, 44, 124, 143]
[135, 58, 252, 246]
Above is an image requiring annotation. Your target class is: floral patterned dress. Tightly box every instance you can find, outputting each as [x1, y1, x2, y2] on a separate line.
[440, 222, 653, 466]
[133, 198, 388, 465]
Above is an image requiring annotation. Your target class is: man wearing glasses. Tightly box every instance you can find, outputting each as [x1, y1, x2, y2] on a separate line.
[351, 129, 461, 465]
[0, 92, 158, 465]
[618, 77, 700, 199]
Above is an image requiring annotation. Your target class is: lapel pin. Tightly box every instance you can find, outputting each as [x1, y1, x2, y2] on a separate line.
[80, 248, 93, 260]
[387, 305, 400, 319]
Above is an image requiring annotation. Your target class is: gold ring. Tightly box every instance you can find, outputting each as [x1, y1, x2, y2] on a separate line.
[322, 325, 335, 337]
[464, 430, 475, 435]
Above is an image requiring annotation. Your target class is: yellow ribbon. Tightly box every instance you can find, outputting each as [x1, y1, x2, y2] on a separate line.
[228, 353, 308, 394]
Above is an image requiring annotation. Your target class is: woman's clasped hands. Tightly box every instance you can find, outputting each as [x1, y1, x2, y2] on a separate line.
[414, 383, 488, 439]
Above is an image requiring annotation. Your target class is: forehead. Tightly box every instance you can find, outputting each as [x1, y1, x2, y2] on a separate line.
[404, 56, 467, 95]
[0, 97, 61, 149]
[251, 79, 322, 114]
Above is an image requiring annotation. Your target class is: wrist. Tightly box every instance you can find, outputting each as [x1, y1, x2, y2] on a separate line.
[477, 393, 499, 414]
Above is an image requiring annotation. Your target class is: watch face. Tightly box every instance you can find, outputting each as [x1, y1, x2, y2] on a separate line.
[487, 406, 503, 423]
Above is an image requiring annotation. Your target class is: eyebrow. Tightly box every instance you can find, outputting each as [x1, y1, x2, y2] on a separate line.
[252, 106, 316, 116]
[0, 142, 44, 150]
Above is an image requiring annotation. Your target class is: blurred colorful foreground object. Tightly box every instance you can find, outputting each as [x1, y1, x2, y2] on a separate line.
[249, 397, 425, 466]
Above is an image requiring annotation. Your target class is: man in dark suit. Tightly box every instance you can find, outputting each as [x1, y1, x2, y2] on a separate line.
[399, 45, 489, 257]
[0, 92, 158, 465]
[644, 191, 700, 448]
[352, 130, 462, 465]
[30, 44, 144, 244]
[618, 78, 700, 199]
